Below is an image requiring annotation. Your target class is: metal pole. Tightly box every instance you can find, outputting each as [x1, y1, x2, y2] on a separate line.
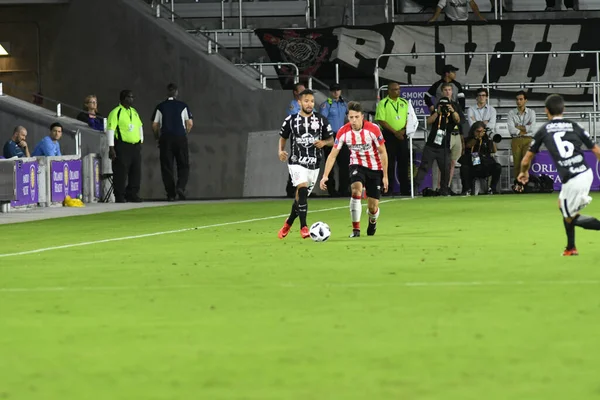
[485, 52, 490, 91]
[75, 130, 81, 157]
[494, 0, 497, 20]
[312, 0, 317, 28]
[308, 76, 313, 89]
[499, 0, 503, 20]
[214, 32, 219, 54]
[595, 53, 600, 138]
[0, 82, 2, 96]
[170, 0, 174, 22]
[156, 2, 160, 18]
[259, 65, 264, 87]
[239, 0, 243, 61]
[335, 63, 339, 84]
[56, 103, 61, 117]
[221, 0, 225, 29]
[351, 0, 355, 25]
[593, 83, 597, 138]
[306, 0, 310, 27]
[385, 0, 389, 22]
[374, 55, 380, 89]
[391, 0, 395, 23]
[409, 135, 414, 198]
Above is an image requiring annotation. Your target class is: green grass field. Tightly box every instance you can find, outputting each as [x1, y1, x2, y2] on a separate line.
[2, 194, 600, 400]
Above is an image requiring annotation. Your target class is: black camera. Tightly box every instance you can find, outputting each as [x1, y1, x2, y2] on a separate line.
[437, 97, 451, 114]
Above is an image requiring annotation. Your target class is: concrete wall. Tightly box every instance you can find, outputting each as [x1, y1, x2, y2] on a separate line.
[0, 0, 291, 199]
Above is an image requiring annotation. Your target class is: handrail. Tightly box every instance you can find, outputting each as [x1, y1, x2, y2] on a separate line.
[235, 62, 300, 88]
[149, 0, 259, 69]
[0, 80, 84, 118]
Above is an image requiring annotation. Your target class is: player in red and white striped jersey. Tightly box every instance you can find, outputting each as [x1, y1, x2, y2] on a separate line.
[320, 101, 389, 237]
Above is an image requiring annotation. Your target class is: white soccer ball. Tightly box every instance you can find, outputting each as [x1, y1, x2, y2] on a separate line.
[309, 221, 331, 242]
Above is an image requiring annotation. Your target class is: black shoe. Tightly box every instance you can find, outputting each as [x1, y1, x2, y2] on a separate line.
[367, 221, 376, 236]
[349, 229, 360, 238]
[167, 196, 176, 202]
[115, 197, 127, 203]
[126, 196, 143, 203]
[176, 188, 186, 201]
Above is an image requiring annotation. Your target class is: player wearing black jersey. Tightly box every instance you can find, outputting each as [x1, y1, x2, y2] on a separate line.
[518, 94, 600, 256]
[278, 89, 334, 239]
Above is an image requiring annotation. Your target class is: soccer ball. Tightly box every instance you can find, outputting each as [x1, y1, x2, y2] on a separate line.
[309, 221, 331, 242]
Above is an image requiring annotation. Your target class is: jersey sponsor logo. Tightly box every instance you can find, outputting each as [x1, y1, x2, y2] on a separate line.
[546, 122, 573, 132]
[296, 132, 316, 148]
[297, 155, 317, 165]
[557, 154, 584, 167]
[349, 143, 373, 152]
[569, 165, 588, 174]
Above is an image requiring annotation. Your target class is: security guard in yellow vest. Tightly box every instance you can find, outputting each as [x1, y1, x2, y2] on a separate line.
[106, 90, 144, 203]
[375, 81, 411, 195]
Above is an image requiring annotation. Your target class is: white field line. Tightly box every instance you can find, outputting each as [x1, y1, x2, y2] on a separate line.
[1, 280, 600, 293]
[0, 199, 404, 259]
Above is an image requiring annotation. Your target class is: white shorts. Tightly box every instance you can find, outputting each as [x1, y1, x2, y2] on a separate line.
[559, 169, 593, 219]
[288, 164, 319, 195]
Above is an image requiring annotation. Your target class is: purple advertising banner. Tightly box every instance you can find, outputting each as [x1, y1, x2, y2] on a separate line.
[400, 86, 431, 116]
[530, 150, 600, 191]
[50, 159, 82, 202]
[93, 157, 101, 200]
[391, 152, 432, 194]
[11, 161, 39, 207]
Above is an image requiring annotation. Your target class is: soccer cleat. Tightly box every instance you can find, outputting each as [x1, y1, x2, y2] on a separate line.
[300, 226, 310, 239]
[562, 248, 579, 256]
[349, 229, 361, 238]
[278, 221, 291, 239]
[367, 221, 377, 236]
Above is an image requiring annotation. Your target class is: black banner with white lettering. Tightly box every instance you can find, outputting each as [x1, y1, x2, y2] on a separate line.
[255, 20, 600, 98]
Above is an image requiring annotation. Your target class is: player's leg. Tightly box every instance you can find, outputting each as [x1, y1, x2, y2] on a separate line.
[349, 165, 365, 238]
[278, 165, 302, 239]
[365, 169, 383, 236]
[559, 170, 598, 255]
[296, 181, 311, 239]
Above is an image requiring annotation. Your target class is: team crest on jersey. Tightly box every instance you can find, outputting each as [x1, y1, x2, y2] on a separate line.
[310, 119, 321, 131]
[296, 132, 315, 148]
[290, 155, 298, 163]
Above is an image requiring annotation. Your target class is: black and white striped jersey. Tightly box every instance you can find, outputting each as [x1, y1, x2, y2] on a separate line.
[279, 113, 333, 170]
[529, 118, 596, 183]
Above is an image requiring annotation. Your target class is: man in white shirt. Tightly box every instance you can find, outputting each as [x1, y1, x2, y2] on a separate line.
[507, 90, 537, 179]
[428, 0, 486, 22]
[467, 88, 497, 133]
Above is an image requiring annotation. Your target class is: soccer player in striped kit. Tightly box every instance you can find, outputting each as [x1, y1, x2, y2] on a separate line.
[320, 101, 389, 237]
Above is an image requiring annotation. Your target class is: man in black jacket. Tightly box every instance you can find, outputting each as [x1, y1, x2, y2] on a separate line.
[459, 121, 501, 195]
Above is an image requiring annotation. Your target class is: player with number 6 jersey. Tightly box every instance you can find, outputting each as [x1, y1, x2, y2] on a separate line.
[518, 94, 600, 256]
[320, 101, 389, 238]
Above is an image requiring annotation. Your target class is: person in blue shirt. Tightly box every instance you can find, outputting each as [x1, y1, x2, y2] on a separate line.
[287, 82, 305, 116]
[319, 83, 350, 197]
[3, 126, 30, 159]
[32, 122, 63, 157]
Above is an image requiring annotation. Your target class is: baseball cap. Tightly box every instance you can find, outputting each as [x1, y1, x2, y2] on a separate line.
[437, 97, 451, 105]
[329, 83, 341, 91]
[443, 65, 459, 73]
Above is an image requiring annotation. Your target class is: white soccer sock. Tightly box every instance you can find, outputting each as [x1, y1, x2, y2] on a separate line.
[350, 196, 362, 228]
[368, 207, 380, 224]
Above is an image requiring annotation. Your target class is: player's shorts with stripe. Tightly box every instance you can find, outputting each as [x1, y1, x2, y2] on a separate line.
[559, 168, 593, 219]
[288, 164, 319, 195]
[349, 164, 383, 199]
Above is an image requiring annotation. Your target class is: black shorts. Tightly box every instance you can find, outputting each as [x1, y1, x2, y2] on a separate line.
[349, 165, 383, 199]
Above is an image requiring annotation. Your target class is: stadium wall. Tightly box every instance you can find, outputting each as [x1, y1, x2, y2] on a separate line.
[0, 0, 290, 200]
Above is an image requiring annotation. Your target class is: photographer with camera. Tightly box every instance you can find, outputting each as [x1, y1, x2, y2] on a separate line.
[415, 88, 464, 196]
[459, 121, 502, 195]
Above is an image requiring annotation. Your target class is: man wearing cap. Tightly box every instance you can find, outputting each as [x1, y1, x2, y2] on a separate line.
[428, 0, 486, 22]
[425, 65, 466, 113]
[415, 83, 464, 196]
[320, 83, 349, 196]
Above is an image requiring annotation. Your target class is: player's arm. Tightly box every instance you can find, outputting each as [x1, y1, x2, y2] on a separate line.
[278, 137, 288, 162]
[378, 143, 389, 193]
[592, 144, 600, 161]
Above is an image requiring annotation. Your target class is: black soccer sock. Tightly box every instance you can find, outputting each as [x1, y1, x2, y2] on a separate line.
[287, 200, 298, 225]
[563, 219, 576, 250]
[573, 215, 600, 230]
[297, 187, 308, 228]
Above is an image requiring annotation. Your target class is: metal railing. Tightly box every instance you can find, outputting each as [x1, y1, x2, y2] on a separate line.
[149, 0, 264, 70]
[234, 62, 300, 88]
